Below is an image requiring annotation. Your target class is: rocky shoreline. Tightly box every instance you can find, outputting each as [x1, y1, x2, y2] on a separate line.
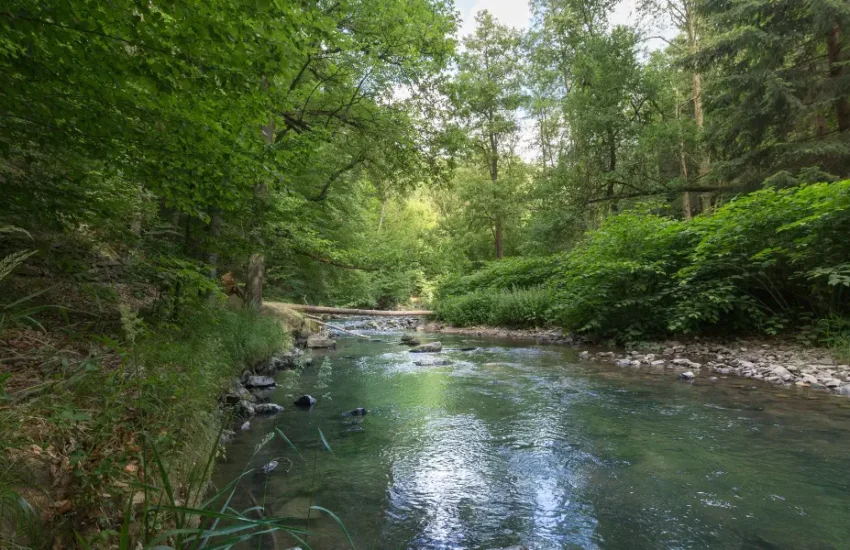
[589, 338, 850, 397]
[419, 321, 850, 398]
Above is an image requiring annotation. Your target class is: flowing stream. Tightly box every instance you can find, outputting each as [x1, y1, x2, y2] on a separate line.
[213, 326, 850, 550]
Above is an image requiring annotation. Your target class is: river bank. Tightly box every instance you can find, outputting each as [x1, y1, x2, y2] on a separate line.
[417, 321, 850, 397]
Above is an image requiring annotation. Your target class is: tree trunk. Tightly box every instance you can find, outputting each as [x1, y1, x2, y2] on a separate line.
[206, 208, 222, 305]
[244, 253, 264, 310]
[494, 220, 504, 260]
[827, 22, 850, 132]
[245, 119, 274, 307]
[607, 128, 618, 213]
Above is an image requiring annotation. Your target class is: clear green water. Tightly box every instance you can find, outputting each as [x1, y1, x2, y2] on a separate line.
[213, 333, 850, 550]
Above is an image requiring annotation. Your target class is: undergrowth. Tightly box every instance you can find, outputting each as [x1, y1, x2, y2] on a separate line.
[434, 180, 850, 345]
[0, 305, 289, 548]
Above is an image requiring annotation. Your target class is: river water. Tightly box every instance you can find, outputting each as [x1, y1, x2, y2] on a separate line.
[213, 330, 850, 550]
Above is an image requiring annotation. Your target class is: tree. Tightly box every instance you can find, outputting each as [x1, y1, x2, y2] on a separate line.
[697, 0, 850, 188]
[446, 11, 525, 259]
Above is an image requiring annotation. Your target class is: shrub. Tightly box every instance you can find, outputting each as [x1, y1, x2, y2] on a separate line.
[435, 287, 555, 328]
[434, 180, 850, 343]
[549, 213, 693, 340]
[670, 181, 850, 334]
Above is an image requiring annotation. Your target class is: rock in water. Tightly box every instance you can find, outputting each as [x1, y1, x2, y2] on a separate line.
[679, 371, 695, 381]
[409, 342, 442, 353]
[240, 421, 251, 431]
[400, 334, 417, 343]
[343, 407, 368, 416]
[261, 460, 279, 474]
[254, 403, 284, 415]
[306, 335, 336, 349]
[244, 375, 276, 388]
[294, 395, 317, 408]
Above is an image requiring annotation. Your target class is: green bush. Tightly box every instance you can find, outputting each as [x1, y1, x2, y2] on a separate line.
[436, 255, 565, 299]
[434, 181, 850, 342]
[669, 181, 850, 334]
[435, 287, 555, 328]
[549, 213, 693, 340]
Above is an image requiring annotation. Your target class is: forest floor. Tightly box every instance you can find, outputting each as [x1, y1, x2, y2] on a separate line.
[421, 322, 850, 398]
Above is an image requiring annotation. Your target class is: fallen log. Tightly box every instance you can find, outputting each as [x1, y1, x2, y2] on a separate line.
[270, 303, 433, 317]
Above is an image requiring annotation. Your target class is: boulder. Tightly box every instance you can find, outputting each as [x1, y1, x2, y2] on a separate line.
[294, 395, 317, 408]
[306, 335, 336, 349]
[415, 359, 452, 366]
[254, 403, 284, 415]
[343, 407, 368, 416]
[245, 375, 276, 388]
[651, 360, 665, 366]
[400, 334, 417, 343]
[679, 371, 695, 381]
[615, 359, 631, 367]
[825, 379, 842, 389]
[240, 421, 251, 431]
[272, 349, 304, 369]
[409, 342, 442, 353]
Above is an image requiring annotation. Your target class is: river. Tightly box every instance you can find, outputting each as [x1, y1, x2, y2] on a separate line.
[212, 329, 850, 549]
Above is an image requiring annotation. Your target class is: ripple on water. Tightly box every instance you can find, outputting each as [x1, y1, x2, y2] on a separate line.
[210, 334, 850, 550]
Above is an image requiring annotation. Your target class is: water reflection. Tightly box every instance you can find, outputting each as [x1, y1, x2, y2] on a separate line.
[212, 333, 850, 550]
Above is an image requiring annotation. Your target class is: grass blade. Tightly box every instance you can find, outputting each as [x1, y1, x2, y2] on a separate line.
[318, 429, 333, 454]
[276, 428, 304, 461]
[311, 506, 355, 549]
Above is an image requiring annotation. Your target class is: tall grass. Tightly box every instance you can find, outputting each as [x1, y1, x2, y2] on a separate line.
[435, 287, 555, 328]
[0, 306, 290, 548]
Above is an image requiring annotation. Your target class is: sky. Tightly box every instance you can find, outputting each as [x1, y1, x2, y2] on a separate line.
[452, 0, 674, 160]
[456, 0, 648, 38]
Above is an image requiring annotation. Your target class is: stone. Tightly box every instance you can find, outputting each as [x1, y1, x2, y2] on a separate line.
[409, 342, 442, 353]
[801, 373, 819, 385]
[651, 360, 665, 366]
[254, 403, 284, 415]
[306, 335, 336, 349]
[579, 350, 590, 358]
[400, 334, 417, 343]
[825, 379, 842, 389]
[400, 338, 422, 346]
[261, 460, 279, 474]
[679, 371, 695, 381]
[294, 395, 317, 408]
[838, 385, 850, 396]
[771, 366, 793, 381]
[415, 359, 452, 366]
[240, 421, 251, 431]
[343, 407, 368, 416]
[276, 497, 322, 520]
[615, 359, 631, 367]
[272, 349, 304, 369]
[220, 429, 237, 444]
[245, 375, 276, 388]
[710, 376, 719, 382]
[739, 361, 755, 369]
[345, 426, 365, 433]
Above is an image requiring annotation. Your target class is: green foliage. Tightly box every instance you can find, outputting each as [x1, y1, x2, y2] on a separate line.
[436, 256, 564, 299]
[550, 213, 692, 340]
[435, 287, 556, 328]
[436, 181, 850, 342]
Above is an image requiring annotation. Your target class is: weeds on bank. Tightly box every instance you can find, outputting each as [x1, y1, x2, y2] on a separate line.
[0, 305, 289, 548]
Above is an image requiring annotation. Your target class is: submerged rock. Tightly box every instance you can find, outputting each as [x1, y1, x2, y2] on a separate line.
[240, 421, 251, 431]
[344, 407, 368, 416]
[254, 403, 284, 415]
[409, 342, 442, 353]
[415, 359, 452, 366]
[294, 395, 317, 408]
[679, 371, 695, 381]
[261, 460, 279, 474]
[306, 335, 336, 349]
[245, 375, 276, 388]
[345, 426, 365, 433]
